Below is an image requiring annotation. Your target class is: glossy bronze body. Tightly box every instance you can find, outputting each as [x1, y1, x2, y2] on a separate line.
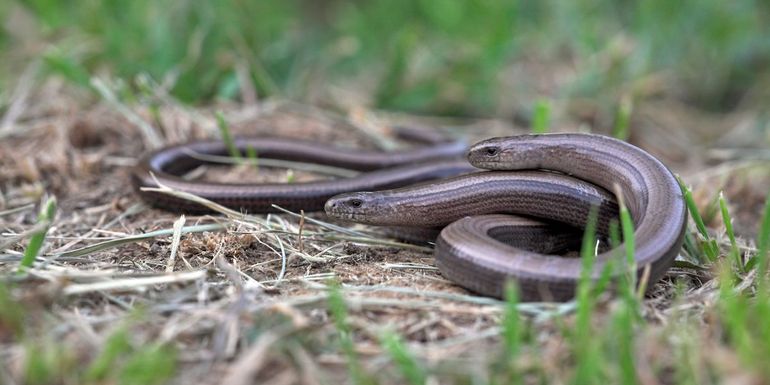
[132, 134, 474, 213]
[133, 132, 686, 301]
[326, 134, 687, 301]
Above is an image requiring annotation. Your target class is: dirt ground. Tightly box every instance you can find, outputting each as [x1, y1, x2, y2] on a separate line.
[2, 80, 770, 384]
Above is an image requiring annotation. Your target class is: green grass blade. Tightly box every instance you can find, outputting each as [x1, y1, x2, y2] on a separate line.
[246, 145, 259, 171]
[578, 206, 599, 294]
[573, 205, 603, 383]
[117, 344, 177, 385]
[612, 97, 632, 141]
[589, 219, 620, 296]
[615, 188, 641, 302]
[717, 263, 753, 365]
[611, 301, 639, 385]
[43, 52, 92, 89]
[0, 283, 24, 338]
[216, 111, 242, 161]
[500, 281, 524, 384]
[681, 231, 703, 265]
[702, 192, 722, 225]
[677, 177, 718, 262]
[380, 331, 426, 385]
[746, 191, 770, 282]
[23, 344, 54, 385]
[618, 194, 636, 276]
[19, 197, 57, 272]
[502, 281, 522, 358]
[328, 282, 374, 385]
[85, 327, 132, 381]
[719, 192, 743, 271]
[531, 99, 551, 134]
[613, 190, 642, 382]
[609, 219, 621, 251]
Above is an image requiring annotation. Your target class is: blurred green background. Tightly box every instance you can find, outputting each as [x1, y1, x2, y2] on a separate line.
[1, 0, 769, 116]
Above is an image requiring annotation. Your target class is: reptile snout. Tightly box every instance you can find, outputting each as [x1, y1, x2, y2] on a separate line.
[324, 197, 340, 215]
[325, 193, 365, 216]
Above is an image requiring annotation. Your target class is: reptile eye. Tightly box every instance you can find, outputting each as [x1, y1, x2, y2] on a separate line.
[349, 199, 363, 208]
[485, 147, 500, 156]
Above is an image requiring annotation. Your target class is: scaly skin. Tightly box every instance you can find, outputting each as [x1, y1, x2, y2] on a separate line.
[326, 133, 686, 301]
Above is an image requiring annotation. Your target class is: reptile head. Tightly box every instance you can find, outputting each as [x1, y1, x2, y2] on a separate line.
[325, 192, 381, 223]
[467, 135, 547, 170]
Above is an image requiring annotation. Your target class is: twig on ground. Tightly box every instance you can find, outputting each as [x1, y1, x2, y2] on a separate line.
[165, 215, 186, 272]
[62, 270, 207, 295]
[53, 223, 226, 259]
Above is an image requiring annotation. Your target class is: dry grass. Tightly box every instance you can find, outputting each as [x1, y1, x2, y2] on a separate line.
[1, 79, 769, 384]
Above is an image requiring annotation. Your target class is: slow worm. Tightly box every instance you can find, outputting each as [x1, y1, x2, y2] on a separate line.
[131, 131, 474, 213]
[325, 133, 687, 301]
[133, 131, 687, 301]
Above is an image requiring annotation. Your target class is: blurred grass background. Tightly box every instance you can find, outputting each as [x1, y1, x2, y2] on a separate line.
[2, 0, 769, 116]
